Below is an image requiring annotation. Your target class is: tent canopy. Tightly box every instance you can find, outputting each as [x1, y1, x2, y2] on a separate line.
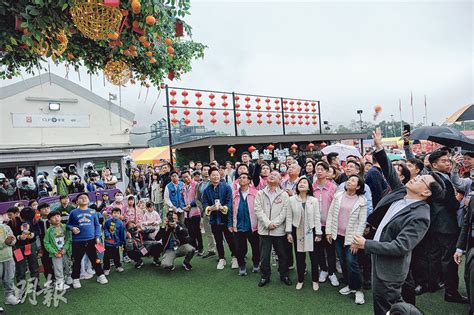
[131, 146, 171, 165]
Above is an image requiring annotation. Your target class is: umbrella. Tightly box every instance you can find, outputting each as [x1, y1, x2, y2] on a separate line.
[410, 126, 474, 150]
[321, 143, 361, 161]
[445, 104, 474, 124]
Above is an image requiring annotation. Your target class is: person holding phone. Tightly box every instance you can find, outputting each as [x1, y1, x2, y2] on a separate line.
[202, 167, 236, 270]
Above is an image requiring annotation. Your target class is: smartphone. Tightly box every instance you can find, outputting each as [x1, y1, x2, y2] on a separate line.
[403, 124, 411, 134]
[455, 146, 462, 155]
[214, 199, 221, 206]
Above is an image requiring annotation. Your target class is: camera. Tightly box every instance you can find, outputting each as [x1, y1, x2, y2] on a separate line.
[166, 210, 175, 223]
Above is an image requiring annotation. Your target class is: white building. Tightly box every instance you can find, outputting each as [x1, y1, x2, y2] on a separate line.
[0, 73, 138, 192]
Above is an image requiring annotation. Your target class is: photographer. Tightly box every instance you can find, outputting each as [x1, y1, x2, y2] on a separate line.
[156, 212, 194, 271]
[16, 170, 37, 200]
[53, 166, 72, 196]
[37, 172, 53, 198]
[0, 173, 15, 202]
[125, 220, 162, 269]
[86, 172, 105, 192]
[69, 174, 85, 194]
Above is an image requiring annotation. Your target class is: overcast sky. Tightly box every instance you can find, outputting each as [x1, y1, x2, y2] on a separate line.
[3, 0, 473, 136]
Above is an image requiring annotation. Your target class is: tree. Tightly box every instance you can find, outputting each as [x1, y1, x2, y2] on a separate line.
[0, 0, 206, 86]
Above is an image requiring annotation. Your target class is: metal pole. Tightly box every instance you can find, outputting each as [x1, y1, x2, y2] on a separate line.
[280, 97, 286, 135]
[318, 101, 322, 134]
[165, 85, 173, 165]
[360, 138, 364, 155]
[232, 92, 238, 137]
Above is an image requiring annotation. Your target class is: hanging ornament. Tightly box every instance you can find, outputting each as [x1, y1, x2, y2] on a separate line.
[221, 94, 228, 108]
[274, 99, 281, 111]
[175, 19, 184, 37]
[235, 95, 240, 109]
[223, 111, 230, 124]
[291, 143, 298, 153]
[70, 1, 123, 41]
[209, 93, 216, 107]
[297, 101, 302, 112]
[320, 142, 327, 148]
[283, 100, 288, 111]
[103, 60, 131, 85]
[248, 146, 257, 153]
[227, 146, 236, 157]
[307, 143, 315, 151]
[181, 90, 190, 124]
[290, 101, 295, 112]
[311, 102, 317, 113]
[195, 92, 203, 124]
[170, 90, 178, 125]
[267, 144, 275, 152]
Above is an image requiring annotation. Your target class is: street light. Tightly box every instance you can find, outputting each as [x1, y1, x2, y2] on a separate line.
[357, 110, 363, 130]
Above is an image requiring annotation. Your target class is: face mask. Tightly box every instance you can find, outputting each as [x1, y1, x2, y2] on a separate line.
[115, 196, 123, 202]
[280, 166, 287, 173]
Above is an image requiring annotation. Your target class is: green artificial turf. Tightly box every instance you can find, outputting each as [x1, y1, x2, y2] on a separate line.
[4, 247, 470, 315]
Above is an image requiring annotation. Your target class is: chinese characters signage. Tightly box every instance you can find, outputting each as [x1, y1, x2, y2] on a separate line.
[12, 113, 90, 128]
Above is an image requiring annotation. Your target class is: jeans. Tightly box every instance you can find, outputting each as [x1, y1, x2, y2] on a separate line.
[103, 246, 122, 270]
[259, 235, 289, 279]
[161, 244, 195, 268]
[315, 226, 337, 275]
[15, 242, 39, 283]
[71, 239, 104, 279]
[335, 235, 362, 290]
[0, 259, 15, 297]
[211, 224, 236, 259]
[235, 231, 260, 268]
[185, 216, 203, 252]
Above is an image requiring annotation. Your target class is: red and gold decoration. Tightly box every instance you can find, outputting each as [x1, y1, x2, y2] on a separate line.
[103, 60, 131, 85]
[245, 96, 252, 124]
[320, 142, 327, 148]
[227, 146, 236, 157]
[195, 92, 203, 125]
[169, 90, 178, 125]
[248, 145, 256, 153]
[181, 90, 190, 125]
[267, 144, 275, 152]
[291, 143, 298, 153]
[307, 142, 315, 151]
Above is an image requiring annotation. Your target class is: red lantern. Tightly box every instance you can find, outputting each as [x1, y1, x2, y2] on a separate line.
[197, 110, 203, 116]
[183, 109, 190, 116]
[320, 142, 327, 148]
[171, 118, 179, 124]
[236, 119, 241, 125]
[266, 119, 272, 124]
[182, 99, 189, 105]
[276, 120, 281, 125]
[266, 113, 272, 118]
[210, 101, 216, 107]
[209, 93, 215, 99]
[170, 108, 178, 115]
[248, 146, 257, 153]
[257, 119, 263, 125]
[284, 121, 290, 125]
[222, 95, 228, 100]
[197, 118, 204, 124]
[223, 111, 229, 117]
[227, 146, 236, 157]
[276, 113, 281, 118]
[307, 143, 315, 151]
[246, 119, 252, 124]
[255, 98, 261, 103]
[267, 144, 275, 151]
[184, 118, 191, 125]
[181, 91, 188, 97]
[170, 90, 177, 96]
[175, 19, 184, 37]
[246, 112, 252, 117]
[210, 110, 217, 116]
[235, 95, 240, 101]
[236, 112, 241, 117]
[195, 92, 202, 98]
[257, 113, 262, 118]
[224, 119, 230, 124]
[291, 143, 298, 152]
[210, 117, 217, 125]
[170, 99, 177, 105]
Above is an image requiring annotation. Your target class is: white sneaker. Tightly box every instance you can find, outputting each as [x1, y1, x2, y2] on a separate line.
[97, 274, 108, 285]
[72, 279, 81, 289]
[80, 272, 93, 280]
[319, 271, 328, 283]
[355, 291, 365, 304]
[328, 274, 340, 287]
[55, 281, 70, 291]
[66, 276, 73, 285]
[104, 269, 110, 276]
[86, 268, 95, 275]
[296, 282, 304, 290]
[336, 260, 342, 274]
[339, 285, 356, 295]
[5, 294, 20, 305]
[231, 257, 238, 269]
[116, 267, 124, 273]
[312, 282, 319, 291]
[217, 259, 226, 270]
[44, 279, 54, 288]
[123, 256, 132, 263]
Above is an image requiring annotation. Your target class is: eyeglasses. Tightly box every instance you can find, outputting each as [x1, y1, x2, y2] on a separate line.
[415, 175, 430, 190]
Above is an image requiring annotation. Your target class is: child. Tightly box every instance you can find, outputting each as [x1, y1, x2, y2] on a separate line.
[103, 208, 126, 275]
[142, 201, 162, 239]
[43, 212, 72, 291]
[37, 203, 55, 286]
[9, 207, 40, 294]
[0, 222, 20, 309]
[125, 221, 161, 269]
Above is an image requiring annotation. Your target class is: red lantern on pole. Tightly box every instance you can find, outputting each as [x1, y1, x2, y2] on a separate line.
[248, 146, 256, 153]
[307, 142, 315, 151]
[291, 143, 298, 153]
[227, 146, 236, 157]
[267, 144, 275, 152]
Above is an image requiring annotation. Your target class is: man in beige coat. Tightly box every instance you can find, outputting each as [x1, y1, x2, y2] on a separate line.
[255, 170, 292, 287]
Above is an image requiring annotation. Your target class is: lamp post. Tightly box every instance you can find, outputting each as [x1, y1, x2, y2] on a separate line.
[357, 110, 363, 130]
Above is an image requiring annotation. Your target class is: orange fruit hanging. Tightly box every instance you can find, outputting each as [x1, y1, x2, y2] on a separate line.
[131, 50, 138, 57]
[129, 45, 137, 51]
[146, 51, 153, 57]
[108, 32, 119, 40]
[121, 10, 129, 17]
[108, 41, 116, 47]
[146, 15, 156, 26]
[131, 1, 141, 13]
[150, 57, 156, 63]
[123, 49, 131, 56]
[165, 38, 172, 46]
[167, 46, 174, 54]
[138, 35, 146, 43]
[143, 41, 150, 47]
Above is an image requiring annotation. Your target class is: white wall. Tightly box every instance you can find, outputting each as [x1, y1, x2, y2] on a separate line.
[0, 82, 132, 146]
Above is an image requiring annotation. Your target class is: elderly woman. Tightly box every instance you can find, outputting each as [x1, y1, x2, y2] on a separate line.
[326, 175, 367, 305]
[286, 177, 322, 291]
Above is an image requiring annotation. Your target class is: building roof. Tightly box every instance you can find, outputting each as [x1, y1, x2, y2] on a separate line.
[0, 73, 134, 122]
[172, 133, 367, 149]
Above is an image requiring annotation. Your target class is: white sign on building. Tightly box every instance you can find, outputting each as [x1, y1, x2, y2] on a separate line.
[12, 113, 90, 128]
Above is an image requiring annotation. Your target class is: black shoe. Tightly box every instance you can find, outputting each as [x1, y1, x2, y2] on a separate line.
[165, 265, 176, 272]
[363, 280, 372, 290]
[202, 251, 216, 259]
[415, 285, 429, 296]
[280, 276, 292, 286]
[182, 262, 193, 271]
[152, 259, 161, 267]
[258, 278, 270, 287]
[135, 260, 144, 269]
[445, 292, 469, 304]
[196, 250, 204, 256]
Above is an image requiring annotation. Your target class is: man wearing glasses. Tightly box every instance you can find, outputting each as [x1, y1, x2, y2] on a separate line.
[352, 128, 446, 315]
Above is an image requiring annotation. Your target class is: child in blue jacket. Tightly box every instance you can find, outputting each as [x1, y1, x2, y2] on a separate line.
[103, 208, 126, 275]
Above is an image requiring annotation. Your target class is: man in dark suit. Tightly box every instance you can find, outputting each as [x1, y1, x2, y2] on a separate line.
[454, 186, 474, 313]
[353, 128, 446, 315]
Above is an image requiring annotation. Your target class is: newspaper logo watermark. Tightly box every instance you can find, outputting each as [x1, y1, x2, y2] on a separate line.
[17, 276, 68, 308]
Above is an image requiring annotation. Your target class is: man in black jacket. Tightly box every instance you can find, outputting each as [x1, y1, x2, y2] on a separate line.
[454, 185, 474, 313]
[354, 128, 446, 314]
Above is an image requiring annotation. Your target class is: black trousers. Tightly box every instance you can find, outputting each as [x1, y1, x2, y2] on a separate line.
[185, 216, 203, 252]
[211, 224, 236, 259]
[315, 226, 337, 275]
[465, 248, 474, 314]
[372, 261, 404, 315]
[235, 231, 260, 267]
[259, 235, 289, 280]
[40, 251, 55, 281]
[412, 232, 434, 288]
[71, 239, 104, 279]
[103, 246, 121, 270]
[292, 228, 318, 283]
[428, 232, 459, 293]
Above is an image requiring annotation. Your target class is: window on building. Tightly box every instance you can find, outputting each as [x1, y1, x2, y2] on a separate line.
[94, 159, 122, 181]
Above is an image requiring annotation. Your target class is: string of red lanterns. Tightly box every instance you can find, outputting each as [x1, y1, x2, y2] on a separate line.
[169, 90, 178, 125]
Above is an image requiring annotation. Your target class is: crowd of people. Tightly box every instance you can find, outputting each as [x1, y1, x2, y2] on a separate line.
[0, 128, 473, 314]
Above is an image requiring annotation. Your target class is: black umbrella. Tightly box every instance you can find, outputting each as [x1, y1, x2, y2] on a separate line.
[428, 132, 474, 151]
[409, 126, 460, 141]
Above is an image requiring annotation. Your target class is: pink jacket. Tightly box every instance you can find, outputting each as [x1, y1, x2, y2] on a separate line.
[183, 180, 200, 218]
[231, 186, 258, 232]
[232, 177, 267, 191]
[312, 180, 337, 226]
